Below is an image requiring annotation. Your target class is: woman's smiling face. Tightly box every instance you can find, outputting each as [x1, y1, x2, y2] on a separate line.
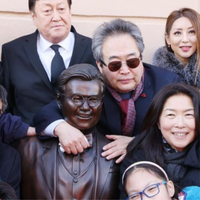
[158, 94, 195, 152]
[165, 17, 197, 64]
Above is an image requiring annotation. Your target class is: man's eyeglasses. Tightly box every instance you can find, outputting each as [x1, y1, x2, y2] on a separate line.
[99, 57, 140, 72]
[63, 94, 102, 107]
[126, 181, 167, 200]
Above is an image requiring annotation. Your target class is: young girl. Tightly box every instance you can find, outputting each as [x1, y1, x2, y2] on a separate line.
[122, 161, 176, 200]
[153, 8, 200, 89]
[122, 161, 200, 200]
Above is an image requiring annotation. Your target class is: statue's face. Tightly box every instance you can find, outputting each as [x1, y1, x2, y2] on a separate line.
[61, 79, 103, 131]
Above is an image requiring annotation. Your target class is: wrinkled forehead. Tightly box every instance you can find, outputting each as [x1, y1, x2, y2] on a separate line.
[102, 34, 140, 59]
[34, 0, 70, 7]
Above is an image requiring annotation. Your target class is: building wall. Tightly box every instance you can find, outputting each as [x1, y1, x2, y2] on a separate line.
[0, 0, 199, 62]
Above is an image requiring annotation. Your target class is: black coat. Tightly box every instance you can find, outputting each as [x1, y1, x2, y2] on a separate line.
[2, 26, 96, 125]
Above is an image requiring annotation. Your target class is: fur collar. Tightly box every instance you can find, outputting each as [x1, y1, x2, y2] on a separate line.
[152, 46, 200, 88]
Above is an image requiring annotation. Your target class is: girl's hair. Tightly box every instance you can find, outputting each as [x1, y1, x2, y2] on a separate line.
[126, 83, 200, 166]
[165, 8, 200, 85]
[122, 161, 178, 199]
[122, 161, 169, 185]
[0, 181, 18, 200]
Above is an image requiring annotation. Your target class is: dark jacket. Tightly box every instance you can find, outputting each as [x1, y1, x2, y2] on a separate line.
[35, 63, 180, 137]
[0, 113, 28, 143]
[2, 26, 96, 125]
[0, 141, 21, 198]
[119, 139, 200, 199]
[15, 131, 120, 200]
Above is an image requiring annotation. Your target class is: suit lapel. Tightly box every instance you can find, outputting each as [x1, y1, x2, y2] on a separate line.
[134, 69, 154, 135]
[136, 67, 154, 111]
[23, 30, 54, 92]
[141, 70, 154, 99]
[42, 140, 58, 200]
[69, 26, 88, 66]
[96, 132, 113, 198]
[103, 89, 122, 135]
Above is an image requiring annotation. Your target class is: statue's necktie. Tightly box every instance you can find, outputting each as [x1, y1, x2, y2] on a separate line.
[50, 45, 65, 88]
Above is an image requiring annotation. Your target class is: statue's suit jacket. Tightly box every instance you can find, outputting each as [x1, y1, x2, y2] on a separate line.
[15, 131, 120, 200]
[2, 26, 96, 125]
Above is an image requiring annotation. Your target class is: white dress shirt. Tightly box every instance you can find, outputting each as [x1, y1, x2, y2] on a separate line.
[37, 32, 75, 136]
[37, 32, 75, 81]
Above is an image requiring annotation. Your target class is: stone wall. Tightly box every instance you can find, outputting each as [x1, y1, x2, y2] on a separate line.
[0, 0, 199, 62]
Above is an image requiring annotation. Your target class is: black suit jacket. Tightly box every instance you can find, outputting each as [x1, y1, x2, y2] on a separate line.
[34, 63, 180, 137]
[2, 26, 96, 125]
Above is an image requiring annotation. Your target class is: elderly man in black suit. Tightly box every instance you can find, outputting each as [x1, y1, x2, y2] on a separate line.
[1, 0, 96, 126]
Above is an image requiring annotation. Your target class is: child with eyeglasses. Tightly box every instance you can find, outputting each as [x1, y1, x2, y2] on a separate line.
[122, 161, 200, 200]
[122, 161, 176, 200]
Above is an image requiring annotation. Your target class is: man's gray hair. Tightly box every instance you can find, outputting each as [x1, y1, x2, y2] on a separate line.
[92, 18, 145, 61]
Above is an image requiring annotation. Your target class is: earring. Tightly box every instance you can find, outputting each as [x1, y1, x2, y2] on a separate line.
[168, 44, 171, 48]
